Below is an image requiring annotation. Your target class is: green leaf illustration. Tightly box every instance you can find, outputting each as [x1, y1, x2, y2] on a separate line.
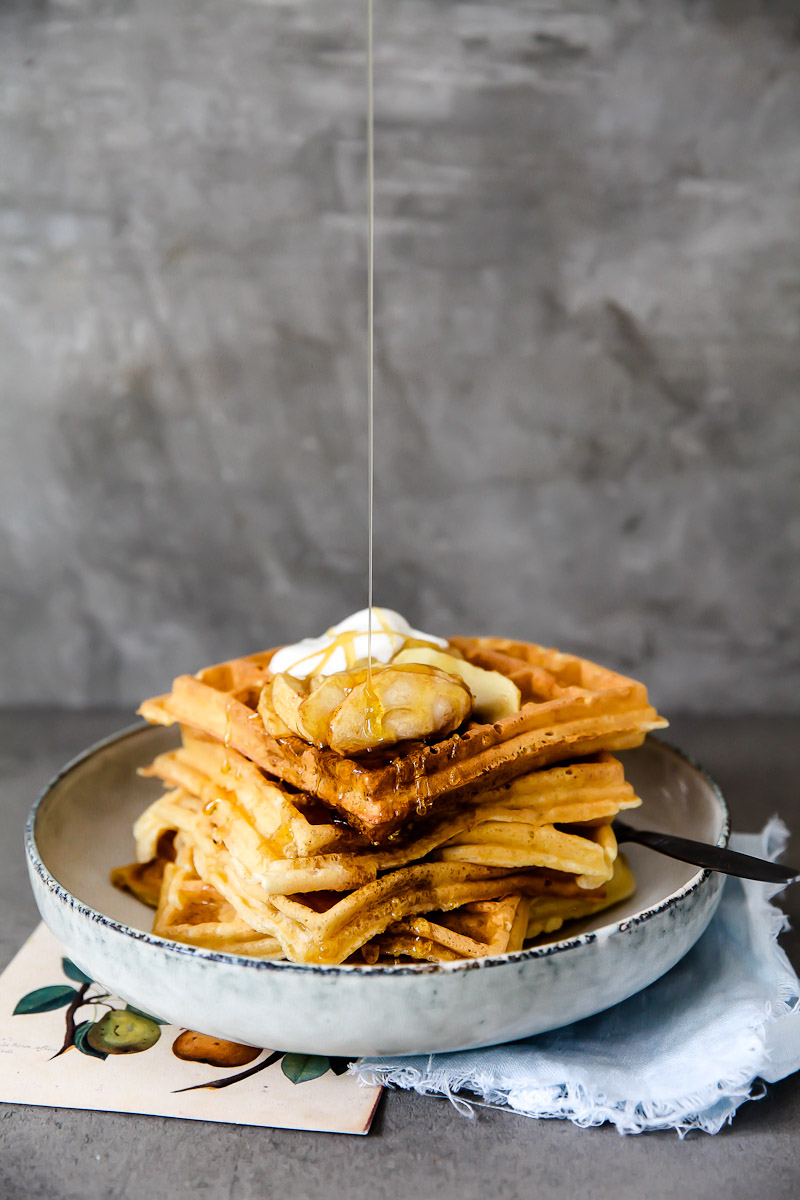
[61, 958, 93, 985]
[328, 1056, 351, 1076]
[73, 1021, 108, 1060]
[14, 985, 78, 1015]
[280, 1053, 330, 1085]
[125, 1004, 168, 1025]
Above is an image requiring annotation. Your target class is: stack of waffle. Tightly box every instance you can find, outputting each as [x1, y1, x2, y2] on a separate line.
[113, 637, 665, 964]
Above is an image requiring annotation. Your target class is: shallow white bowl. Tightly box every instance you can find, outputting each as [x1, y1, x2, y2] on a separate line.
[26, 726, 729, 1057]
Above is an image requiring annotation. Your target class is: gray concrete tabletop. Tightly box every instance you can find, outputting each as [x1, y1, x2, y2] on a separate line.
[1, 710, 799, 1200]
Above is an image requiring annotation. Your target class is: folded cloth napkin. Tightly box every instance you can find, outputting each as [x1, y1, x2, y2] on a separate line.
[353, 820, 800, 1135]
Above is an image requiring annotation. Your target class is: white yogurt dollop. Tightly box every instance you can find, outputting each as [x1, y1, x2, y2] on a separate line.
[268, 608, 448, 679]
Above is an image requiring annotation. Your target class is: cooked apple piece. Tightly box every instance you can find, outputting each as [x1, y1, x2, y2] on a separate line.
[393, 647, 521, 722]
[327, 664, 472, 755]
[257, 680, 293, 737]
[300, 673, 355, 747]
[268, 673, 313, 741]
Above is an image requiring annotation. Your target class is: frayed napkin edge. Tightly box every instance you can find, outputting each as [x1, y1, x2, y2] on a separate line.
[352, 1058, 765, 1137]
[351, 817, 799, 1137]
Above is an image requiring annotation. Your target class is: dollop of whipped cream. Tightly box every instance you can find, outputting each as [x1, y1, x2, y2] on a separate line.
[268, 608, 448, 679]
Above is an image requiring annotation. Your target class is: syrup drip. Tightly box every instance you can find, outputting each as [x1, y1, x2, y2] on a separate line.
[221, 700, 234, 774]
[366, 0, 375, 687]
[362, 0, 382, 751]
[412, 937, 434, 960]
[271, 8, 438, 758]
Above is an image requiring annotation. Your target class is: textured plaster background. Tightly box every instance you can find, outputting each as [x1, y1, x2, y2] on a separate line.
[1, 0, 798, 710]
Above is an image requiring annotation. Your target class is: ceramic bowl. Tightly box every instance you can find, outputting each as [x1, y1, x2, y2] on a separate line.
[25, 726, 729, 1057]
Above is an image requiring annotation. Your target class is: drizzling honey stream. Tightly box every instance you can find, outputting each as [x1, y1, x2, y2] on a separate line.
[363, 0, 381, 743]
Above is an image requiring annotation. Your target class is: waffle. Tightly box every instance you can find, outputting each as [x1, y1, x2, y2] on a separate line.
[366, 854, 635, 963]
[133, 746, 638, 895]
[191, 829, 604, 964]
[524, 852, 635, 941]
[140, 730, 365, 858]
[143, 840, 282, 958]
[139, 638, 665, 842]
[110, 857, 168, 909]
[121, 845, 634, 964]
[121, 788, 618, 963]
[121, 630, 661, 963]
[367, 895, 531, 962]
[120, 775, 630, 963]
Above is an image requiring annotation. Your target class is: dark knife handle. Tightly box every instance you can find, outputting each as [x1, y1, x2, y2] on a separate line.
[613, 820, 799, 885]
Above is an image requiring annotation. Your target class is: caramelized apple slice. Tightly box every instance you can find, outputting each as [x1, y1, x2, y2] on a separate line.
[262, 662, 473, 755]
[300, 673, 354, 747]
[327, 664, 472, 755]
[257, 681, 293, 737]
[269, 673, 313, 741]
[393, 647, 521, 721]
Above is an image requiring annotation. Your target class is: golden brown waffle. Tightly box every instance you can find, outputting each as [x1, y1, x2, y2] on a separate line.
[436, 820, 619, 890]
[140, 730, 367, 858]
[120, 774, 631, 962]
[138, 852, 634, 965]
[142, 734, 639, 858]
[363, 854, 634, 963]
[140, 638, 665, 842]
[110, 858, 167, 909]
[524, 853, 635, 940]
[369, 895, 530, 962]
[189, 815, 610, 964]
[117, 795, 635, 964]
[228, 816, 613, 962]
[150, 843, 282, 959]
[133, 749, 636, 896]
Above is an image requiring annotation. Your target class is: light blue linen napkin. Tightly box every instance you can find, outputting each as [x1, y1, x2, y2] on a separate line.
[353, 820, 800, 1135]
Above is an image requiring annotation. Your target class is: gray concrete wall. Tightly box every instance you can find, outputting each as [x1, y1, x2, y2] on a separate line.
[1, 0, 798, 712]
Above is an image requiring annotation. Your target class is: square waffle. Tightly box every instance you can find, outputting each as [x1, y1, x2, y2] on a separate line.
[140, 637, 665, 842]
[124, 838, 283, 959]
[134, 743, 638, 893]
[368, 895, 531, 962]
[119, 771, 629, 962]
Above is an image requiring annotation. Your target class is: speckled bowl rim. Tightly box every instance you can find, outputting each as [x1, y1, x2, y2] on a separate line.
[26, 723, 730, 978]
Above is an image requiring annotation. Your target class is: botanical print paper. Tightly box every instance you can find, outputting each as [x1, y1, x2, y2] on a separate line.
[0, 925, 381, 1135]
